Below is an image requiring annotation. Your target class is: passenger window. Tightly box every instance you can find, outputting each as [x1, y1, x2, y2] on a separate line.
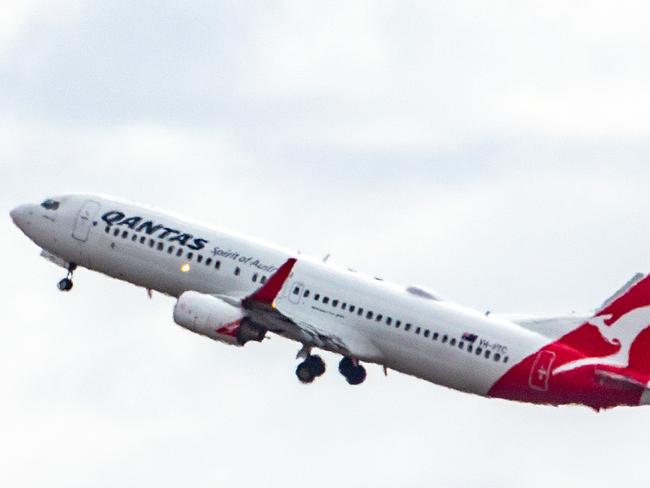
[206, 258, 212, 266]
[376, 314, 383, 322]
[131, 234, 138, 242]
[415, 327, 421, 335]
[494, 353, 501, 362]
[341, 303, 347, 310]
[476, 348, 483, 355]
[105, 226, 110, 233]
[252, 273, 258, 282]
[468, 345, 473, 353]
[293, 286, 300, 295]
[405, 323, 412, 332]
[156, 242, 163, 251]
[215, 260, 221, 270]
[349, 305, 355, 313]
[168, 246, 174, 254]
[140, 236, 146, 244]
[458, 342, 464, 350]
[122, 231, 128, 239]
[113, 228, 120, 237]
[433, 332, 439, 340]
[234, 267, 240, 276]
[396, 320, 401, 328]
[332, 300, 339, 307]
[358, 308, 364, 316]
[366, 311, 373, 320]
[450, 338, 457, 346]
[386, 317, 392, 325]
[260, 275, 267, 284]
[187, 252, 194, 260]
[442, 334, 448, 343]
[197, 255, 203, 263]
[304, 290, 310, 298]
[149, 239, 155, 248]
[176, 248, 183, 257]
[323, 297, 329, 304]
[424, 329, 430, 338]
[314, 294, 320, 301]
[485, 350, 491, 359]
[503, 357, 509, 364]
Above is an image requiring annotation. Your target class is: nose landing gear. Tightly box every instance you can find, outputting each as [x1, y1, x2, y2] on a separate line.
[57, 263, 77, 292]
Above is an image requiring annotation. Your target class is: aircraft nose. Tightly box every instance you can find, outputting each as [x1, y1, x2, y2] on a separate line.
[10, 204, 32, 230]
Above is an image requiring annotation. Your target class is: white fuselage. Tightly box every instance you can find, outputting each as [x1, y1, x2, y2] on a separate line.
[11, 193, 554, 398]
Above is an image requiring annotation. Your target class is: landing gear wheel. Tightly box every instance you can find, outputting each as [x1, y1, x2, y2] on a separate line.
[339, 356, 354, 376]
[57, 263, 77, 292]
[296, 361, 315, 384]
[296, 355, 326, 384]
[305, 355, 326, 377]
[346, 365, 367, 385]
[57, 278, 73, 292]
[339, 357, 367, 385]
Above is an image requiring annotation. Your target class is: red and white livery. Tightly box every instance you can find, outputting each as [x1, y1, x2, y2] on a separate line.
[11, 194, 650, 410]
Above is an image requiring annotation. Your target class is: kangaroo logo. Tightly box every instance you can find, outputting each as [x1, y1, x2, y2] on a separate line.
[553, 305, 650, 376]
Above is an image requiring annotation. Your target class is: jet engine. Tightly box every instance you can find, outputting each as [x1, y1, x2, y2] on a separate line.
[173, 291, 265, 346]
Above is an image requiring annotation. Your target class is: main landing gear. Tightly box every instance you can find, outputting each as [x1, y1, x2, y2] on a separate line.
[294, 350, 367, 386]
[296, 355, 326, 384]
[57, 263, 77, 292]
[294, 345, 367, 385]
[339, 357, 367, 385]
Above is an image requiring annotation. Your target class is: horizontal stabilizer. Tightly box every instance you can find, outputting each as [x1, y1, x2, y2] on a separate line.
[595, 369, 648, 389]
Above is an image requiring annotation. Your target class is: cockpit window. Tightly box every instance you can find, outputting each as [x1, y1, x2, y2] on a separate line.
[40, 199, 60, 210]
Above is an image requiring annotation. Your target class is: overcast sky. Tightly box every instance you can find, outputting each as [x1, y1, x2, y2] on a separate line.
[2, 1, 650, 487]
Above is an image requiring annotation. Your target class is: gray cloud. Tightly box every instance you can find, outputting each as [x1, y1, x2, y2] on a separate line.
[2, 1, 650, 487]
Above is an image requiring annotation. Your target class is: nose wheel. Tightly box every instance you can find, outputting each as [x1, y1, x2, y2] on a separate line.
[57, 263, 77, 292]
[296, 355, 326, 384]
[57, 278, 73, 291]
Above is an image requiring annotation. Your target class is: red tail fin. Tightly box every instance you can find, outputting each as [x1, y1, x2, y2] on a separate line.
[558, 273, 650, 370]
[489, 273, 650, 409]
[596, 273, 650, 325]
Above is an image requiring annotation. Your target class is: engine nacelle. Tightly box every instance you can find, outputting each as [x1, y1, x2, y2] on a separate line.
[174, 291, 247, 346]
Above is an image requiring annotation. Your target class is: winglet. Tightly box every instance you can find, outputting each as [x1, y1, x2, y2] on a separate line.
[246, 258, 297, 306]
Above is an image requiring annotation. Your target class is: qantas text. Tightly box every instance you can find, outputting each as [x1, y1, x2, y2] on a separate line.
[102, 211, 209, 251]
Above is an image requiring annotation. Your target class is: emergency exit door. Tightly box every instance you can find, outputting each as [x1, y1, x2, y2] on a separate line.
[72, 200, 100, 242]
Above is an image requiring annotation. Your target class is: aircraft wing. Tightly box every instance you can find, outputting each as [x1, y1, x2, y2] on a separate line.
[241, 258, 382, 361]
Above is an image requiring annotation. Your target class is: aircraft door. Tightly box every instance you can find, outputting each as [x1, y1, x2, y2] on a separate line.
[73, 200, 101, 242]
[528, 350, 556, 392]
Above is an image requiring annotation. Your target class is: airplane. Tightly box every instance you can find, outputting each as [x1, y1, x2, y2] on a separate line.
[10, 193, 650, 411]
